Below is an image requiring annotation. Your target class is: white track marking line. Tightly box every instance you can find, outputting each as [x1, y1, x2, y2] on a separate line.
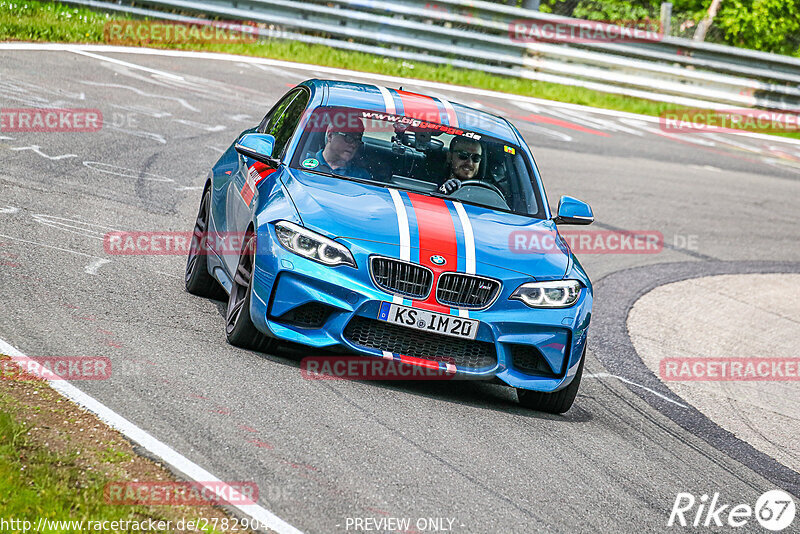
[81, 81, 199, 112]
[3, 43, 796, 147]
[0, 337, 303, 534]
[0, 232, 102, 260]
[0, 206, 19, 214]
[10, 145, 77, 160]
[82, 161, 173, 182]
[84, 258, 111, 275]
[69, 49, 185, 81]
[174, 186, 205, 191]
[585, 372, 689, 408]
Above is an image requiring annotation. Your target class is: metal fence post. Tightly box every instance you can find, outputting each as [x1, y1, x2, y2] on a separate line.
[660, 2, 672, 36]
[522, 0, 540, 11]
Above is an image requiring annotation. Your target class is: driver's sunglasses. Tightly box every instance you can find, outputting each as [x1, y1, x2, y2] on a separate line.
[333, 132, 363, 145]
[456, 151, 482, 163]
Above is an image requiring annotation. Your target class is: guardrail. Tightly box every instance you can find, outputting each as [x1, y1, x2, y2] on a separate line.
[64, 0, 800, 111]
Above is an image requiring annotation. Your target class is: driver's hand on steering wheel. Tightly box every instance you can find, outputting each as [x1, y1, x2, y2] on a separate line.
[439, 178, 461, 195]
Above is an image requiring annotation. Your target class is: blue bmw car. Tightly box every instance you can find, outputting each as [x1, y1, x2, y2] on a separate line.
[185, 79, 594, 413]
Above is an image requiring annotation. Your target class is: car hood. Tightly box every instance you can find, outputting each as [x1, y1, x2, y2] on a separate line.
[281, 169, 570, 280]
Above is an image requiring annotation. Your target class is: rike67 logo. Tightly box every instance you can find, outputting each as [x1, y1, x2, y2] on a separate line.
[669, 490, 796, 530]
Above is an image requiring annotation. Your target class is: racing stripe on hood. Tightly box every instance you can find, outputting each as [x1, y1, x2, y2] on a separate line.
[388, 188, 411, 306]
[406, 192, 456, 314]
[451, 201, 475, 318]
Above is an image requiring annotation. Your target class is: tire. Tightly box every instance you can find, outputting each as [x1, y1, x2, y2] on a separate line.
[225, 232, 276, 352]
[185, 190, 226, 300]
[516, 346, 586, 414]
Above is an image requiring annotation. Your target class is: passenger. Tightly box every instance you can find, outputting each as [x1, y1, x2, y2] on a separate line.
[314, 121, 371, 180]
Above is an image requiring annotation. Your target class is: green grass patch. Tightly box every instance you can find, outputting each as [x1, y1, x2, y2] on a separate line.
[0, 409, 162, 527]
[0, 384, 223, 533]
[2, 0, 797, 139]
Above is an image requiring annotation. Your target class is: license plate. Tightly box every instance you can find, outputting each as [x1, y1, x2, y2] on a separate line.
[377, 302, 478, 340]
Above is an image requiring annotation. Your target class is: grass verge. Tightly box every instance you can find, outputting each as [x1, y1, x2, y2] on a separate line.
[0, 0, 796, 140]
[0, 354, 250, 533]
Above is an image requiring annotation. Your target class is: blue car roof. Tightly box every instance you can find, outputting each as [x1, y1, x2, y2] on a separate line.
[298, 79, 518, 142]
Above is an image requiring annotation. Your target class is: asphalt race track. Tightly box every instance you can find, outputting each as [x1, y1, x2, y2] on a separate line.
[1, 44, 799, 533]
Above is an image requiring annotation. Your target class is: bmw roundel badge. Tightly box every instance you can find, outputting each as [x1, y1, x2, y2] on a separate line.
[430, 255, 446, 266]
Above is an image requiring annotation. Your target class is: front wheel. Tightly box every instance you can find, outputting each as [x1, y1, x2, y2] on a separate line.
[225, 232, 276, 353]
[516, 346, 585, 414]
[185, 189, 226, 300]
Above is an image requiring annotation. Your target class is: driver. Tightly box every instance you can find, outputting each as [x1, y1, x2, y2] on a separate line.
[314, 120, 371, 180]
[438, 136, 482, 195]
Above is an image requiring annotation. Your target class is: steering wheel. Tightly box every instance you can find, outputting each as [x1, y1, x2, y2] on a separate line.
[459, 180, 505, 197]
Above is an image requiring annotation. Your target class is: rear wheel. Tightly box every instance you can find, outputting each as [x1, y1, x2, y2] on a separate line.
[516, 346, 585, 414]
[185, 190, 226, 300]
[225, 232, 276, 352]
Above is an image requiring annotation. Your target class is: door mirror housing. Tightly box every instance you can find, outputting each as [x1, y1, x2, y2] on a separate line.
[554, 195, 594, 225]
[235, 133, 279, 166]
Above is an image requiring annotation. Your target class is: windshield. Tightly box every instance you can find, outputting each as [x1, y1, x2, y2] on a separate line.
[289, 106, 545, 218]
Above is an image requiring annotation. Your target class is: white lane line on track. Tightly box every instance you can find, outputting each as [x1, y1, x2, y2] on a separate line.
[585, 372, 689, 408]
[4, 43, 799, 147]
[0, 232, 103, 260]
[69, 49, 185, 81]
[84, 258, 111, 275]
[0, 232, 113, 277]
[0, 337, 303, 534]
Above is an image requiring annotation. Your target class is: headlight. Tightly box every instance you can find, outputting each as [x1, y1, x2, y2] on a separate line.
[274, 221, 356, 268]
[510, 280, 581, 308]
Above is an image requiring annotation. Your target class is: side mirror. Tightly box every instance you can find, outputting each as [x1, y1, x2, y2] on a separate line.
[554, 195, 594, 225]
[235, 133, 279, 166]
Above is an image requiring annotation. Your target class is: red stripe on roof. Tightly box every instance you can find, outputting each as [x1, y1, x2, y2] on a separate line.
[396, 90, 441, 124]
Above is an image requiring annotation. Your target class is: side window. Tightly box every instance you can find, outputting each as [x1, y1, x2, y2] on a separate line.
[269, 91, 310, 159]
[257, 90, 298, 134]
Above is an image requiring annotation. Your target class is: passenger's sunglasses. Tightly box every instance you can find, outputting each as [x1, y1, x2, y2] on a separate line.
[333, 132, 363, 144]
[455, 151, 482, 163]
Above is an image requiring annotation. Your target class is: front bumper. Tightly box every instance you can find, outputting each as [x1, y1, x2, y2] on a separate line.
[248, 226, 592, 393]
